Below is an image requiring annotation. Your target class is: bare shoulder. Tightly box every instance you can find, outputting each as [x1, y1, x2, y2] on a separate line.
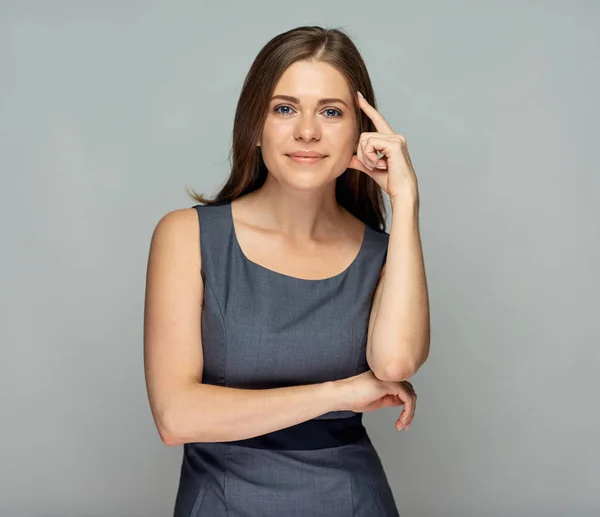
[152, 207, 199, 241]
[149, 207, 201, 267]
[146, 206, 203, 313]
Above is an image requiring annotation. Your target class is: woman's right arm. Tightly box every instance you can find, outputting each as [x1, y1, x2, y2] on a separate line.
[143, 208, 350, 447]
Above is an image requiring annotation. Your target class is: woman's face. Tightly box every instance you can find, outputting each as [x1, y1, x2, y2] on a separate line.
[257, 60, 359, 190]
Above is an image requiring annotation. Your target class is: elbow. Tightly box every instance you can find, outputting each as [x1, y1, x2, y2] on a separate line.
[161, 431, 182, 447]
[373, 343, 430, 382]
[373, 363, 416, 382]
[371, 353, 424, 382]
[156, 408, 185, 447]
[154, 383, 210, 446]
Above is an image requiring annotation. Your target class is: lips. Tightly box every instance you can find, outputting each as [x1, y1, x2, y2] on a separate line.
[287, 152, 326, 158]
[287, 154, 325, 165]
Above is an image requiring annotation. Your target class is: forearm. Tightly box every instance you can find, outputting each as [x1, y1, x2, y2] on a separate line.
[371, 194, 430, 379]
[161, 380, 345, 446]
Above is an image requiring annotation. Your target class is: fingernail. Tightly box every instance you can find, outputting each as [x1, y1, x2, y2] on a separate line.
[357, 90, 364, 98]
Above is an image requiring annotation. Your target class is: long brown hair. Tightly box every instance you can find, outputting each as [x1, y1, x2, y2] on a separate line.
[187, 25, 388, 232]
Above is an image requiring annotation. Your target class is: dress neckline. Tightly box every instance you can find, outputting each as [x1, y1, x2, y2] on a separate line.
[228, 200, 368, 283]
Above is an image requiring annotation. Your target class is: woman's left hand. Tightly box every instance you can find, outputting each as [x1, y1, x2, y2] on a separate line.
[347, 91, 419, 201]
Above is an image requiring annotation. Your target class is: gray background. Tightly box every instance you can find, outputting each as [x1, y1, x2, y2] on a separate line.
[1, 1, 598, 516]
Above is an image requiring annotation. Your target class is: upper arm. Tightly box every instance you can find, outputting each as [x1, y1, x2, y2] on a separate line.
[366, 263, 385, 373]
[143, 207, 204, 444]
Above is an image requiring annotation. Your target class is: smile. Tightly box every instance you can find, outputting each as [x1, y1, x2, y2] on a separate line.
[286, 155, 326, 165]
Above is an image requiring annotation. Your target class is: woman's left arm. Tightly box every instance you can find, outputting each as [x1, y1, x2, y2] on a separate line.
[348, 91, 430, 382]
[366, 194, 430, 382]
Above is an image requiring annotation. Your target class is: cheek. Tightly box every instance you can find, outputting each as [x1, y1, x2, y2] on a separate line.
[322, 123, 351, 140]
[261, 120, 293, 146]
[333, 129, 358, 154]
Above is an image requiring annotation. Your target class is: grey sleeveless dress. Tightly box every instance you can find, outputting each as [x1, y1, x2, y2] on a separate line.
[173, 200, 399, 517]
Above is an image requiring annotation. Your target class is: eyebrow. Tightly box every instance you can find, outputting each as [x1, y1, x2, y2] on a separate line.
[270, 94, 349, 108]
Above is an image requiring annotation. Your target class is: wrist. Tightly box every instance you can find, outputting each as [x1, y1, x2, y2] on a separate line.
[326, 379, 352, 412]
[390, 191, 419, 211]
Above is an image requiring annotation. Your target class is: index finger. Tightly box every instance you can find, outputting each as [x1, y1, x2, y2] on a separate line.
[357, 92, 394, 134]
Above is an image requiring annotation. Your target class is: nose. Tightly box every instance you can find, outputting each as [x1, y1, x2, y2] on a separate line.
[293, 112, 321, 142]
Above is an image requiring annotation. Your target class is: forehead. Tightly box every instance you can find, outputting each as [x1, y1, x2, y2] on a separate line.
[272, 60, 351, 100]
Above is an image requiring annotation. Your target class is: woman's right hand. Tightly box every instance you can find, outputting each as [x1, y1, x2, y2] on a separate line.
[335, 370, 416, 430]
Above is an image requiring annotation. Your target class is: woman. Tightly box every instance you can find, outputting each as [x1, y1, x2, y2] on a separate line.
[144, 25, 430, 517]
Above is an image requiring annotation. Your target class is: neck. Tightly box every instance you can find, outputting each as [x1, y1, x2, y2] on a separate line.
[242, 179, 347, 241]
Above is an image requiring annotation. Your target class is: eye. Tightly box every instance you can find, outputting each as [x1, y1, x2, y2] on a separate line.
[274, 105, 294, 116]
[272, 105, 343, 118]
[323, 108, 342, 118]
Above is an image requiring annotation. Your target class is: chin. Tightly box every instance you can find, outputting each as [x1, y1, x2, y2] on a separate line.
[263, 159, 341, 189]
[267, 167, 326, 189]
